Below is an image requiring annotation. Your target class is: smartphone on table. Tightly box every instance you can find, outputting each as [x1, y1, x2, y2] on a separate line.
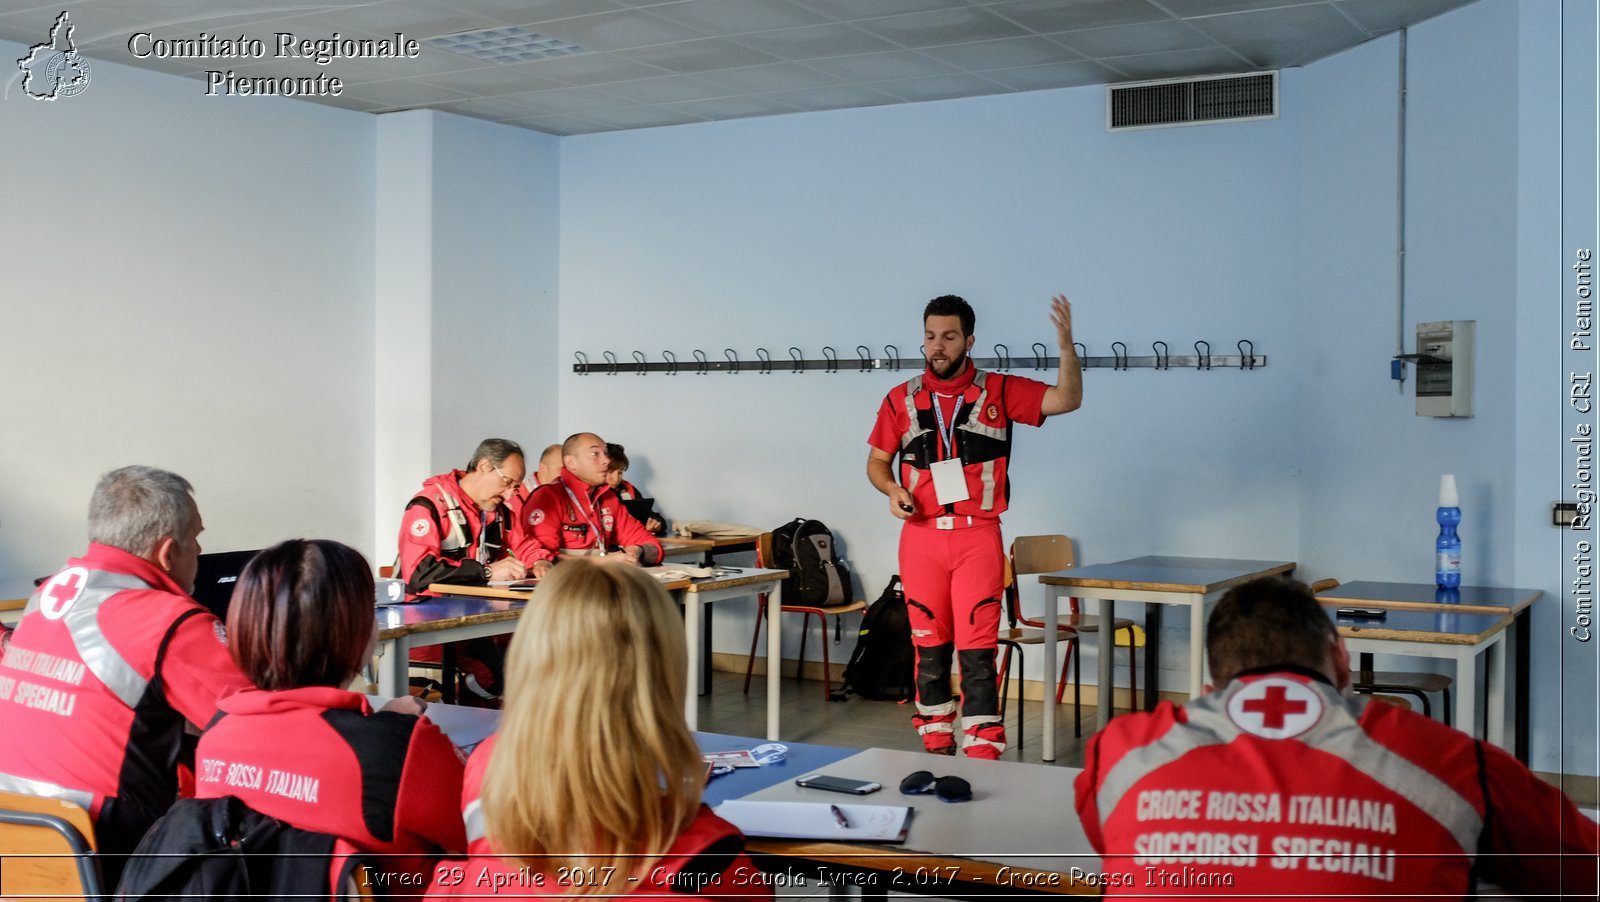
[794, 773, 882, 795]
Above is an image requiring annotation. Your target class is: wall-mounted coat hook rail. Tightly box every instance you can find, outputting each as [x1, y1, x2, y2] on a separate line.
[572, 341, 1267, 374]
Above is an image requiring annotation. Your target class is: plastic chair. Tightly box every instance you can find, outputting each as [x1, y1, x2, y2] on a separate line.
[0, 789, 103, 902]
[743, 532, 867, 701]
[1312, 579, 1452, 723]
[1010, 535, 1139, 736]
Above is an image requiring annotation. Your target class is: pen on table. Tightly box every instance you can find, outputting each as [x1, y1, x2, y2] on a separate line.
[830, 804, 850, 829]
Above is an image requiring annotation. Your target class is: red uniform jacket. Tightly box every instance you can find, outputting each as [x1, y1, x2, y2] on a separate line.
[1075, 668, 1599, 899]
[399, 471, 514, 599]
[441, 736, 770, 901]
[196, 685, 467, 855]
[868, 365, 1047, 524]
[511, 469, 662, 565]
[0, 543, 253, 854]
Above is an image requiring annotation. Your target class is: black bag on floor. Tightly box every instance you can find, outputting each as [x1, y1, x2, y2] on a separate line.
[840, 576, 914, 702]
[770, 517, 850, 606]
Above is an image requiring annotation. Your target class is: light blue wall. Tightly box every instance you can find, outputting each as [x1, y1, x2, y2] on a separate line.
[559, 83, 1305, 692]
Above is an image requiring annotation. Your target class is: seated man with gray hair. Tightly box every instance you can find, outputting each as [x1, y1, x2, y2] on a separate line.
[0, 466, 252, 877]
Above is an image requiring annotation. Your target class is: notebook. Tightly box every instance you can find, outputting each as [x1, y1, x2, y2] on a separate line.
[713, 800, 913, 842]
[621, 496, 658, 524]
[190, 550, 262, 620]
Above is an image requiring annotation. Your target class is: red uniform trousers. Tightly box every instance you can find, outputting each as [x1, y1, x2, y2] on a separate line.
[898, 519, 1005, 758]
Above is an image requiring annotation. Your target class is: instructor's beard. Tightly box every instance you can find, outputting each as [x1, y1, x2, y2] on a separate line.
[930, 350, 968, 381]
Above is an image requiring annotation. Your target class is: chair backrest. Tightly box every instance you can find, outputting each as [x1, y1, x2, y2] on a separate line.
[755, 532, 774, 569]
[1011, 535, 1074, 577]
[0, 790, 102, 902]
[377, 566, 395, 579]
[1309, 578, 1340, 593]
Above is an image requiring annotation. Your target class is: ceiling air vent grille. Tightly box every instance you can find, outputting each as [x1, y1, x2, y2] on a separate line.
[1108, 71, 1277, 131]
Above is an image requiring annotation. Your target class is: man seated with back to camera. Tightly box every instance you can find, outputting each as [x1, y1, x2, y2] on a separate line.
[1074, 575, 1598, 899]
[511, 433, 662, 579]
[397, 438, 527, 700]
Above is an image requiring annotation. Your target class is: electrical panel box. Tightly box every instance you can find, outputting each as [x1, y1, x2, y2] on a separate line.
[1408, 320, 1475, 417]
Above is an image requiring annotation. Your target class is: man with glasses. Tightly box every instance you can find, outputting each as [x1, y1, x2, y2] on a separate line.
[397, 438, 528, 701]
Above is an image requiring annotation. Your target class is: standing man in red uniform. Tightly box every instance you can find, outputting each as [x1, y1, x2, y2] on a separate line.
[512, 432, 663, 577]
[867, 294, 1082, 759]
[0, 466, 252, 872]
[1074, 576, 1598, 898]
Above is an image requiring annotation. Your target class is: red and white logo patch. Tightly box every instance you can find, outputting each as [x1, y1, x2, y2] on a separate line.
[528, 509, 545, 526]
[986, 404, 999, 421]
[1226, 678, 1323, 740]
[602, 513, 615, 533]
[39, 567, 88, 621]
[409, 517, 431, 538]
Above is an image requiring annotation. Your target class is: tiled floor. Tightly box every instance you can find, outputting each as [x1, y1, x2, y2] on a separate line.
[695, 669, 1094, 769]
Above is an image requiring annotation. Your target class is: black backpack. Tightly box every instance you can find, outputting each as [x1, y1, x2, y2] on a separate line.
[840, 576, 915, 702]
[769, 518, 850, 606]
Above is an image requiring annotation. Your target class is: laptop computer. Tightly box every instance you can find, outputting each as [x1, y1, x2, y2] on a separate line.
[190, 549, 262, 621]
[621, 497, 658, 524]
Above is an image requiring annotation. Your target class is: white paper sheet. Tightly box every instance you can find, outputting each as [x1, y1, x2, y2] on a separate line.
[713, 800, 912, 842]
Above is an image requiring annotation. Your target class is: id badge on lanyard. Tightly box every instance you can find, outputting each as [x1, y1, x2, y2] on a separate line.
[931, 394, 970, 506]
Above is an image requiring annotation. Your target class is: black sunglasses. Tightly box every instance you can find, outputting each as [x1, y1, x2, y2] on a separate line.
[899, 770, 972, 803]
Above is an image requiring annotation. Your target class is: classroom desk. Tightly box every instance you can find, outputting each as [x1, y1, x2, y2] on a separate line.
[1037, 556, 1295, 761]
[732, 747, 1100, 898]
[403, 568, 789, 739]
[1315, 581, 1538, 762]
[664, 534, 761, 565]
[0, 597, 24, 627]
[1327, 605, 1514, 752]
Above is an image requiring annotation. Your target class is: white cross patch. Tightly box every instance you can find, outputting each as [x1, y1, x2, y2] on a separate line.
[1226, 678, 1324, 740]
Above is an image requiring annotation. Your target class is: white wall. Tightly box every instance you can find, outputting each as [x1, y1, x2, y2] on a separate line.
[558, 84, 1304, 690]
[0, 40, 377, 584]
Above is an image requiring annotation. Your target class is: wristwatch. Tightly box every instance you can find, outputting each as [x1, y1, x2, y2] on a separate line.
[480, 561, 493, 580]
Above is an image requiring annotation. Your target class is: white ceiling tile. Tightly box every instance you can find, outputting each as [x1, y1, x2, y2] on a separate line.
[804, 49, 956, 81]
[284, 4, 497, 40]
[1155, 0, 1328, 16]
[765, 82, 901, 110]
[332, 77, 474, 108]
[577, 103, 709, 128]
[1054, 20, 1218, 58]
[981, 59, 1125, 90]
[506, 84, 637, 114]
[415, 61, 568, 95]
[871, 71, 1010, 101]
[983, 0, 1172, 33]
[432, 0, 629, 27]
[597, 73, 732, 102]
[533, 9, 707, 51]
[915, 35, 1083, 71]
[696, 61, 841, 92]
[507, 51, 672, 85]
[429, 93, 557, 119]
[668, 92, 803, 118]
[797, 0, 971, 20]
[1187, 4, 1365, 44]
[619, 36, 781, 73]
[643, 0, 831, 36]
[1332, 0, 1478, 35]
[305, 90, 388, 112]
[1097, 45, 1254, 80]
[726, 22, 900, 60]
[318, 48, 491, 84]
[504, 112, 610, 134]
[853, 6, 1029, 49]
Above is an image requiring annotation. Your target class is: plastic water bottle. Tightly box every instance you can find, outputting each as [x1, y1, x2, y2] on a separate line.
[1436, 474, 1461, 588]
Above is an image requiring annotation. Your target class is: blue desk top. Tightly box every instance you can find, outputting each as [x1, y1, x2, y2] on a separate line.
[694, 732, 857, 807]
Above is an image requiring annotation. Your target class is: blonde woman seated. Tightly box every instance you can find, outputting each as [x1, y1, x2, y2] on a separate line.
[428, 559, 771, 900]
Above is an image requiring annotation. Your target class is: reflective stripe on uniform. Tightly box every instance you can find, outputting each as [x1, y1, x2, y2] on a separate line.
[463, 797, 486, 844]
[435, 489, 469, 553]
[1095, 682, 1483, 855]
[25, 570, 152, 710]
[959, 373, 1009, 442]
[978, 460, 996, 510]
[899, 375, 930, 448]
[0, 771, 95, 809]
[915, 699, 956, 720]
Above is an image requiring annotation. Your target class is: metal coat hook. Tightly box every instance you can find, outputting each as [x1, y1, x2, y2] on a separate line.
[1237, 339, 1255, 370]
[1111, 341, 1128, 371]
[755, 347, 771, 375]
[821, 346, 838, 374]
[1194, 341, 1211, 371]
[692, 349, 709, 375]
[993, 343, 1011, 371]
[662, 350, 678, 376]
[631, 350, 647, 375]
[789, 347, 804, 374]
[602, 350, 618, 375]
[1152, 341, 1169, 371]
[723, 349, 740, 374]
[856, 345, 873, 372]
[1032, 343, 1049, 371]
[574, 351, 590, 375]
[1074, 342, 1088, 371]
[885, 345, 901, 371]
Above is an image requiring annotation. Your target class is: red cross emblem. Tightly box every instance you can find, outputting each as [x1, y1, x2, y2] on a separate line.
[1225, 677, 1323, 739]
[39, 567, 88, 621]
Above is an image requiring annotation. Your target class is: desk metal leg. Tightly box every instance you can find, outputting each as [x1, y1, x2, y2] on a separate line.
[440, 643, 458, 704]
[1188, 600, 1206, 701]
[685, 595, 703, 729]
[702, 603, 715, 696]
[1097, 599, 1114, 730]
[1452, 646, 1478, 741]
[377, 636, 410, 698]
[1514, 609, 1529, 762]
[1042, 586, 1059, 763]
[766, 583, 782, 740]
[1485, 633, 1507, 749]
[1143, 604, 1162, 712]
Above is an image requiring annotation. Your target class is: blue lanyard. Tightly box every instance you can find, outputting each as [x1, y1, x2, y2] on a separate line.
[931, 393, 963, 461]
